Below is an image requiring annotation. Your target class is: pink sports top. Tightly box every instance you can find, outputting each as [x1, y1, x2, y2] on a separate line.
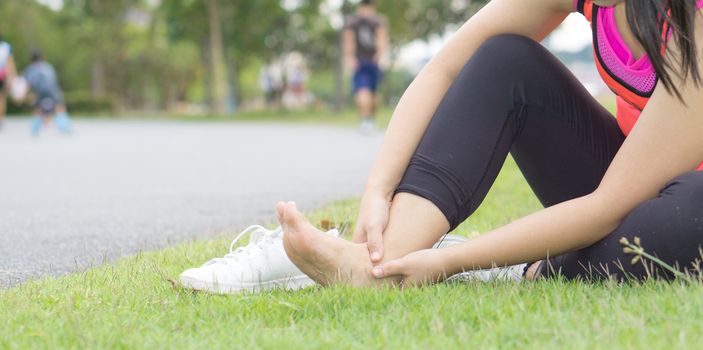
[574, 0, 703, 171]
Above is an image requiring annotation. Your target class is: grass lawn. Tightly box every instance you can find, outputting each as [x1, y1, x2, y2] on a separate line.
[3, 156, 702, 349]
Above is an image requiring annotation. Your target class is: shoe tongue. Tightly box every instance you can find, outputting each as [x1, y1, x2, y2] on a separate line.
[248, 227, 284, 247]
[250, 230, 265, 242]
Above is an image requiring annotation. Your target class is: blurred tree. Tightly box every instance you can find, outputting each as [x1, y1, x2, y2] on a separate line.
[379, 0, 487, 44]
[162, 0, 327, 114]
[60, 0, 137, 111]
[0, 0, 490, 114]
[206, 0, 227, 114]
[376, 0, 489, 104]
[0, 1, 67, 81]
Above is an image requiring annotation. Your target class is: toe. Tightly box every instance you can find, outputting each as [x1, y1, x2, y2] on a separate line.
[275, 201, 286, 223]
[279, 202, 302, 237]
[284, 202, 309, 232]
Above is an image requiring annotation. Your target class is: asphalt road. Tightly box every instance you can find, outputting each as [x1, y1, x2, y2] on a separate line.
[0, 118, 382, 287]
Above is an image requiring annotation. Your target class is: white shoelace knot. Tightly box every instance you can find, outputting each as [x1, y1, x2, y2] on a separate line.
[208, 225, 282, 265]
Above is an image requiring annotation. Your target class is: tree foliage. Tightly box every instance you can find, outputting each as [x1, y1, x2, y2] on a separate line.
[0, 0, 487, 114]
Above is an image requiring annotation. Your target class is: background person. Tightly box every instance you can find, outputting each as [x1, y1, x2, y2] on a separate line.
[282, 52, 312, 109]
[259, 59, 284, 109]
[0, 33, 18, 130]
[343, 0, 388, 134]
[23, 51, 72, 135]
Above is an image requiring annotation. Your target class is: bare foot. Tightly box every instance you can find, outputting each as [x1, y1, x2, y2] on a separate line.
[277, 201, 386, 287]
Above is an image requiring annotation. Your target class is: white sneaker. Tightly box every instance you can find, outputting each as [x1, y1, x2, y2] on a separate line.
[432, 234, 468, 249]
[446, 264, 526, 283]
[180, 225, 339, 294]
[180, 229, 518, 294]
[431, 234, 526, 283]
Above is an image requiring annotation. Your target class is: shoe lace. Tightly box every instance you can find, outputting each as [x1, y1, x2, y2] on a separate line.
[208, 225, 282, 265]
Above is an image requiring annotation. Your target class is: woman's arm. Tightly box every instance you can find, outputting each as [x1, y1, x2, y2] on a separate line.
[444, 79, 703, 273]
[364, 0, 573, 199]
[373, 16, 703, 284]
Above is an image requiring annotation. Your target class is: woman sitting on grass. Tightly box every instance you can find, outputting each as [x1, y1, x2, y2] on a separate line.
[182, 0, 703, 291]
[277, 0, 703, 286]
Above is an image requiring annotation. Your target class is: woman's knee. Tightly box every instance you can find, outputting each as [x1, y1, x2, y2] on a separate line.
[452, 34, 556, 95]
[470, 34, 545, 71]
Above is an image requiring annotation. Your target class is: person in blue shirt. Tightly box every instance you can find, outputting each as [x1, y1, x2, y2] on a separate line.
[23, 51, 72, 135]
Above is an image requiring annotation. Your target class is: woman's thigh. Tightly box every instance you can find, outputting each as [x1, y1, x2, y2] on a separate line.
[541, 171, 703, 281]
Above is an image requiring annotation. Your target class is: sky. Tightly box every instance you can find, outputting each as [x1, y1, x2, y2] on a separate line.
[36, 0, 62, 11]
[547, 13, 593, 52]
[398, 13, 593, 72]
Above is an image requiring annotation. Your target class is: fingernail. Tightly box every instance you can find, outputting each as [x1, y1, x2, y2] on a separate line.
[372, 267, 383, 277]
[371, 252, 381, 261]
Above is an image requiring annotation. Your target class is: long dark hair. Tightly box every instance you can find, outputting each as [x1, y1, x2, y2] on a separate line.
[626, 0, 701, 100]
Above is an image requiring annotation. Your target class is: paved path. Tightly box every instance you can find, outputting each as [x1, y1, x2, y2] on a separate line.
[0, 119, 382, 287]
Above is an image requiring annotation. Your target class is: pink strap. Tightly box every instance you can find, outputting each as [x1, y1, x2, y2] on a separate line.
[581, 1, 703, 11]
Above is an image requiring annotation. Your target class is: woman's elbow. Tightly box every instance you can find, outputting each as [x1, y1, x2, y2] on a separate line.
[586, 188, 642, 229]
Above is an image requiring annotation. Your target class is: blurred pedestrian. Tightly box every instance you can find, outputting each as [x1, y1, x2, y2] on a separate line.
[282, 52, 312, 109]
[343, 0, 388, 134]
[0, 33, 18, 130]
[24, 51, 72, 135]
[259, 59, 284, 109]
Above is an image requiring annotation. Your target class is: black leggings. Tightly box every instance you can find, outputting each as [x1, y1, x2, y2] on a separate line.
[396, 34, 703, 281]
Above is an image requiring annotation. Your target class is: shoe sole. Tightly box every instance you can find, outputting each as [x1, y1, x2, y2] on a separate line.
[180, 274, 315, 294]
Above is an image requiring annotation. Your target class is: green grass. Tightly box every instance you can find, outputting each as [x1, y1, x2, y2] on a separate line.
[3, 156, 702, 349]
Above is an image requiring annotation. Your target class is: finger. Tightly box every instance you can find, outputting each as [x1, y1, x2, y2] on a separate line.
[366, 226, 384, 263]
[351, 223, 366, 243]
[371, 258, 404, 279]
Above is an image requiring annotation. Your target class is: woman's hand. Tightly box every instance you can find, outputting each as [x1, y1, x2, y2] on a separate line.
[370, 249, 451, 287]
[352, 191, 392, 263]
